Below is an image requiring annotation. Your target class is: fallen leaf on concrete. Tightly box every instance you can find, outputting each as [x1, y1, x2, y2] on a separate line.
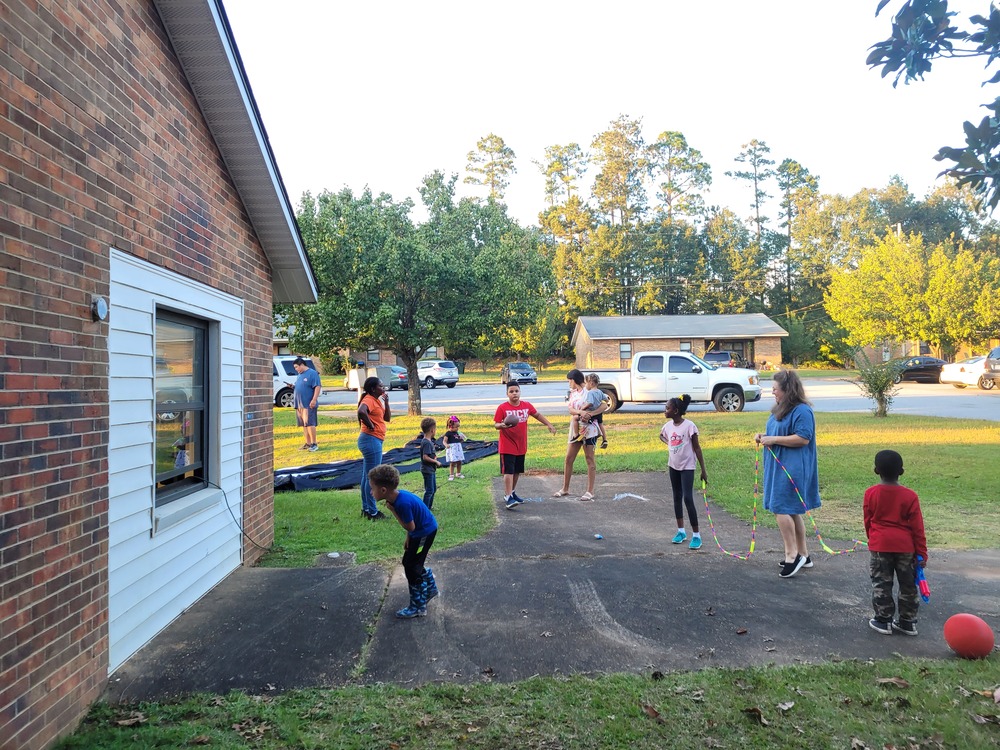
[736, 627, 748, 635]
[539, 631, 553, 637]
[765, 646, 777, 652]
[642, 703, 666, 724]
[876, 677, 910, 689]
[742, 707, 769, 726]
[777, 701, 794, 713]
[481, 666, 495, 678]
[116, 712, 146, 727]
[705, 606, 715, 616]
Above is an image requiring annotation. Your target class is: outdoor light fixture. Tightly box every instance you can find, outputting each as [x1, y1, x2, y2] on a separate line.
[91, 295, 109, 321]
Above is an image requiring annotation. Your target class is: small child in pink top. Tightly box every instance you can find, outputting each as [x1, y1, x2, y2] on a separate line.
[659, 394, 709, 550]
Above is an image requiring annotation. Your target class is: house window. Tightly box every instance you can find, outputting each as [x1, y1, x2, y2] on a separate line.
[679, 341, 692, 352]
[619, 342, 632, 368]
[424, 346, 437, 358]
[367, 349, 380, 362]
[155, 311, 209, 504]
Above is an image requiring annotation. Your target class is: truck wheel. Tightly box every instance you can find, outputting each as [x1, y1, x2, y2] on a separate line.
[276, 388, 295, 408]
[714, 387, 745, 413]
[424, 377, 436, 389]
[156, 389, 188, 422]
[978, 376, 995, 391]
[599, 387, 621, 413]
[446, 382, 456, 388]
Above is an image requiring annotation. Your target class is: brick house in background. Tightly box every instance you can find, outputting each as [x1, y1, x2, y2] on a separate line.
[572, 314, 788, 369]
[0, 1, 317, 748]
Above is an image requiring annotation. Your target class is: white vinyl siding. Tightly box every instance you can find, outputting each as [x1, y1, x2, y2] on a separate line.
[107, 250, 244, 672]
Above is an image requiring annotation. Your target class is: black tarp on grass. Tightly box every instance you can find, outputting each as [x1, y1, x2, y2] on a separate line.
[274, 439, 499, 492]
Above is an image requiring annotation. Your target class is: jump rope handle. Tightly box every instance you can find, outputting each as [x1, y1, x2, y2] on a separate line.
[915, 555, 930, 603]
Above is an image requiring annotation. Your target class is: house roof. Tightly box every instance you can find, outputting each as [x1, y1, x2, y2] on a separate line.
[152, 0, 317, 304]
[571, 314, 788, 347]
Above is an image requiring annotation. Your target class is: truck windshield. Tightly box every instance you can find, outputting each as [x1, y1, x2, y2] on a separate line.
[688, 354, 717, 371]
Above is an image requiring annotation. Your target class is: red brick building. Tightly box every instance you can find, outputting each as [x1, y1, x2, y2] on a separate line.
[0, 1, 316, 748]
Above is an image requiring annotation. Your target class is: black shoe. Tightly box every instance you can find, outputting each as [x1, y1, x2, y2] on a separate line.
[778, 555, 812, 568]
[368, 511, 387, 521]
[869, 618, 893, 635]
[778, 554, 807, 578]
[891, 620, 918, 636]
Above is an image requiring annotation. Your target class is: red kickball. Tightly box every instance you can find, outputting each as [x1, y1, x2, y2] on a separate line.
[943, 613, 995, 660]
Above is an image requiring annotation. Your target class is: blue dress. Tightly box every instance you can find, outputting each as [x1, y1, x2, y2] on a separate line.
[762, 403, 821, 515]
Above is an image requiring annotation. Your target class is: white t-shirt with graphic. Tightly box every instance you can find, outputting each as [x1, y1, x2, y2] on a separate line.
[660, 418, 699, 471]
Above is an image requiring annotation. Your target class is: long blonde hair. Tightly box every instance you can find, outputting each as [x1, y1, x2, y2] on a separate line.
[771, 369, 811, 421]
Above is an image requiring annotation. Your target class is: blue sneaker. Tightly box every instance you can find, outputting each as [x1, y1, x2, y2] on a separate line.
[504, 494, 517, 510]
[689, 536, 702, 550]
[671, 531, 687, 544]
[395, 605, 427, 619]
[512, 492, 525, 505]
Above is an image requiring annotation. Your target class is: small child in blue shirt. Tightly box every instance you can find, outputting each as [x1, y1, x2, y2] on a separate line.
[369, 464, 440, 618]
[418, 417, 442, 509]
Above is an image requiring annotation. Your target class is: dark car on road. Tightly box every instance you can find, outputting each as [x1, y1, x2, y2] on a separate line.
[890, 355, 947, 384]
[982, 345, 1000, 387]
[501, 362, 538, 385]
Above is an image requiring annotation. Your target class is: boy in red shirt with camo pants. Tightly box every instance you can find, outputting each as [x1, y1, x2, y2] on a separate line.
[863, 450, 928, 636]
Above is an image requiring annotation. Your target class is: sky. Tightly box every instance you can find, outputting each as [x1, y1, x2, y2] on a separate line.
[224, 0, 993, 228]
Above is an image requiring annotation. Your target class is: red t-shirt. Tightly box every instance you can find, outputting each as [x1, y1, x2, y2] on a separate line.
[863, 483, 928, 560]
[494, 400, 537, 456]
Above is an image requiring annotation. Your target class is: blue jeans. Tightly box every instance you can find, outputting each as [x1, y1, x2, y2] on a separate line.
[358, 431, 383, 516]
[422, 470, 436, 509]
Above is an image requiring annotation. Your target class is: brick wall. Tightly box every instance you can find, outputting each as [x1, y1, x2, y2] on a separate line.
[1, 2, 275, 748]
[754, 337, 783, 367]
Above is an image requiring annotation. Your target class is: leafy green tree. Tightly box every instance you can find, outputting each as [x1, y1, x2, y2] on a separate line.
[780, 314, 817, 367]
[637, 219, 703, 315]
[464, 133, 517, 201]
[868, 1, 1000, 208]
[776, 158, 819, 305]
[536, 143, 588, 207]
[647, 131, 712, 222]
[590, 115, 647, 226]
[726, 139, 776, 247]
[697, 208, 766, 313]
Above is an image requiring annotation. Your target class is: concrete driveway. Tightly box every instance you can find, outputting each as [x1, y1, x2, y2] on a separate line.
[105, 472, 998, 701]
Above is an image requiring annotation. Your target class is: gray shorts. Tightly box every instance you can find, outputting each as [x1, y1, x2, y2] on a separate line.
[296, 406, 318, 427]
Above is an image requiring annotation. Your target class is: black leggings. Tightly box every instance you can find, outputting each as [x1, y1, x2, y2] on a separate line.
[402, 531, 436, 586]
[668, 467, 699, 530]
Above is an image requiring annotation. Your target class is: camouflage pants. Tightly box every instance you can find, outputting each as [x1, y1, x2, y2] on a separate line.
[870, 551, 919, 623]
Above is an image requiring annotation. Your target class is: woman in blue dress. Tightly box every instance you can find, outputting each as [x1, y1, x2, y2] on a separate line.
[754, 370, 820, 579]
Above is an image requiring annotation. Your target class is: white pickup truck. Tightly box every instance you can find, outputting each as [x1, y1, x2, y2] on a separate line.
[591, 351, 762, 412]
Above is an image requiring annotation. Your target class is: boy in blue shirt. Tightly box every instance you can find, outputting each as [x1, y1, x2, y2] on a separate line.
[369, 464, 440, 618]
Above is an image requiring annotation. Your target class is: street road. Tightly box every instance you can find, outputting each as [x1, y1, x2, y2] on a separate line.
[319, 378, 1000, 422]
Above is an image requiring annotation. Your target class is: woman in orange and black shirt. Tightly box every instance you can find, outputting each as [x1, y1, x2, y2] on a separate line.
[357, 376, 391, 520]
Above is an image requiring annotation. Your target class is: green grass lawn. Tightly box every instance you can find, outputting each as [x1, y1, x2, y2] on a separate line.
[60, 659, 1000, 749]
[267, 409, 999, 566]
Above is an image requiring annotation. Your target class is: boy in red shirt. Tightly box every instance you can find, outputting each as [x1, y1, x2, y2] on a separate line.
[494, 383, 557, 510]
[863, 450, 928, 636]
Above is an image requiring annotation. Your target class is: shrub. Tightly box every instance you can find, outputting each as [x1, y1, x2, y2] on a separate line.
[849, 350, 901, 417]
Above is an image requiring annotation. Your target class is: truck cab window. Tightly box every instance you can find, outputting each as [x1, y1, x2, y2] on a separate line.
[636, 355, 664, 373]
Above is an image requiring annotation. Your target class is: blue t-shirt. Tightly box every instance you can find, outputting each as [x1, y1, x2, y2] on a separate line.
[293, 367, 322, 409]
[391, 489, 438, 538]
[762, 403, 821, 515]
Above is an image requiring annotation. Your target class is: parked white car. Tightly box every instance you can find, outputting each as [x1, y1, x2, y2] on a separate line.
[939, 356, 995, 390]
[417, 359, 459, 389]
[273, 355, 318, 407]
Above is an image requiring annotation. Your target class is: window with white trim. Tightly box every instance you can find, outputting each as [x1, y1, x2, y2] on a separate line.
[367, 349, 380, 362]
[155, 311, 210, 505]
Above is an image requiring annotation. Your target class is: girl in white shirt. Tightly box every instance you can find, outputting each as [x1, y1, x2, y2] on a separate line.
[659, 394, 709, 550]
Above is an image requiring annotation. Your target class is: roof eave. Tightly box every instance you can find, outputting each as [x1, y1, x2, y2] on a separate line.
[152, 0, 317, 304]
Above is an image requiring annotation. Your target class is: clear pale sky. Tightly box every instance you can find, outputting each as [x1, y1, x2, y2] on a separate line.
[225, 0, 991, 227]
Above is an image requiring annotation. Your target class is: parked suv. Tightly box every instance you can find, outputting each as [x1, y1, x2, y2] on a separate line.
[273, 355, 317, 407]
[501, 361, 537, 385]
[703, 351, 747, 369]
[417, 359, 459, 389]
[985, 345, 1000, 386]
